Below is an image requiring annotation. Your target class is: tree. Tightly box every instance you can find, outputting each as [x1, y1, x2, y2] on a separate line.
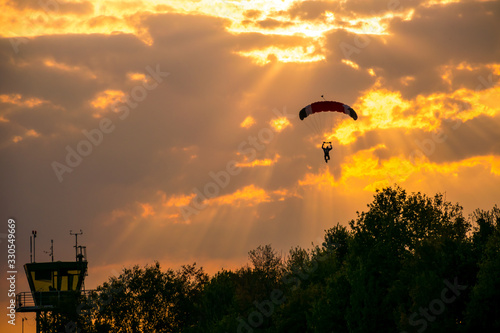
[192, 269, 239, 332]
[346, 186, 472, 332]
[61, 186, 499, 332]
[466, 205, 500, 330]
[85, 262, 207, 333]
[248, 244, 283, 279]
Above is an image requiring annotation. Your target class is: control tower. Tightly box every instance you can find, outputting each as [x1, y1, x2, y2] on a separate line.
[16, 230, 89, 333]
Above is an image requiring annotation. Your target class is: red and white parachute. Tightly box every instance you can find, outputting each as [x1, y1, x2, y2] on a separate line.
[299, 101, 357, 121]
[299, 100, 358, 140]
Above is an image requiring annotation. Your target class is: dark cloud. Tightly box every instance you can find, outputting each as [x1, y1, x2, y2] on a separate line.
[244, 9, 262, 19]
[389, 1, 500, 64]
[324, 1, 500, 99]
[255, 18, 295, 29]
[286, 0, 341, 21]
[342, 0, 414, 16]
[411, 114, 500, 164]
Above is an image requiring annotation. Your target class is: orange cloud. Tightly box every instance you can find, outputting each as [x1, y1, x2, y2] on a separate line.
[140, 203, 155, 218]
[0, 0, 421, 64]
[127, 72, 148, 83]
[240, 116, 256, 128]
[43, 59, 97, 78]
[236, 45, 325, 66]
[236, 154, 280, 168]
[330, 77, 500, 145]
[10, 129, 41, 143]
[298, 146, 500, 193]
[269, 117, 291, 132]
[204, 184, 294, 208]
[0, 94, 47, 108]
[208, 184, 271, 207]
[90, 90, 126, 117]
[161, 192, 196, 208]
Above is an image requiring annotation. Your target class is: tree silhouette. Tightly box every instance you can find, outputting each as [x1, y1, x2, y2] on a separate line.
[75, 186, 499, 332]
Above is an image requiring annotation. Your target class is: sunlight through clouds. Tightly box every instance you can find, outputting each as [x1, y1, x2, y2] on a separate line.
[1, 0, 419, 64]
[297, 147, 500, 194]
[236, 45, 325, 65]
[331, 75, 500, 145]
[2, 2, 499, 325]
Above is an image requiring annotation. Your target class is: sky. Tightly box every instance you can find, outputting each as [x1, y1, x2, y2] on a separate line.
[1, 0, 500, 331]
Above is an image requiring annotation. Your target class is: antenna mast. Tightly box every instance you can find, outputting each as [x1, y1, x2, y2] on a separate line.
[31, 230, 37, 263]
[44, 239, 54, 262]
[70, 229, 83, 261]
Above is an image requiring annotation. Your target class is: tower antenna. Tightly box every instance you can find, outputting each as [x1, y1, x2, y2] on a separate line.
[31, 230, 37, 263]
[70, 229, 83, 261]
[44, 239, 54, 262]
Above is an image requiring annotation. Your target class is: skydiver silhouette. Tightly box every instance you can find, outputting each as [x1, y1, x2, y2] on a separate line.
[322, 142, 332, 163]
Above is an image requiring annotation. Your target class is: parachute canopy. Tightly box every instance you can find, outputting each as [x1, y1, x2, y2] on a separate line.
[299, 101, 358, 121]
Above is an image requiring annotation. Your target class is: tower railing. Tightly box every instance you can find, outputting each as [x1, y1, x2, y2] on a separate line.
[16, 290, 95, 313]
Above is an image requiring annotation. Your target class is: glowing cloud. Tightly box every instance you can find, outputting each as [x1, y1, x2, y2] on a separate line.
[140, 203, 155, 218]
[90, 90, 126, 117]
[269, 117, 291, 132]
[0, 94, 47, 108]
[330, 75, 500, 145]
[298, 146, 500, 194]
[236, 154, 280, 168]
[236, 45, 325, 66]
[1, 0, 422, 64]
[240, 116, 256, 128]
[208, 184, 271, 207]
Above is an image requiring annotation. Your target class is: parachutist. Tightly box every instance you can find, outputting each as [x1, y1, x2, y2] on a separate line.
[298, 100, 358, 164]
[322, 142, 332, 163]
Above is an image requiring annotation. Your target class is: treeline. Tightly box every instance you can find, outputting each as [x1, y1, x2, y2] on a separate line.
[44, 186, 500, 332]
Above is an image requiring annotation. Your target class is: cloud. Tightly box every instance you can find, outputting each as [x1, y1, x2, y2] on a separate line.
[240, 115, 256, 128]
[1, 1, 499, 293]
[8, 0, 94, 14]
[325, 1, 500, 98]
[286, 0, 342, 21]
[236, 154, 280, 168]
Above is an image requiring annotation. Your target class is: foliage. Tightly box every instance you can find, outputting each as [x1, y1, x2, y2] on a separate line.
[60, 186, 499, 332]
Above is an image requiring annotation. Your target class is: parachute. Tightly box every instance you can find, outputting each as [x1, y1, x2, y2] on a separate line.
[299, 100, 358, 140]
[299, 101, 358, 121]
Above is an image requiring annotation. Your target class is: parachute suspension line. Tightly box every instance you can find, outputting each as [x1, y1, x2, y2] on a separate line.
[311, 112, 321, 134]
[327, 112, 336, 141]
[313, 112, 324, 137]
[305, 114, 324, 141]
[319, 112, 329, 140]
[303, 118, 318, 137]
[305, 111, 331, 141]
